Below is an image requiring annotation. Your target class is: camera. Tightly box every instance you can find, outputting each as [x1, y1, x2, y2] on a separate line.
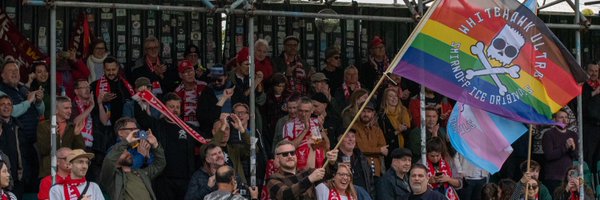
[238, 182, 248, 196]
[137, 130, 149, 140]
[227, 116, 235, 125]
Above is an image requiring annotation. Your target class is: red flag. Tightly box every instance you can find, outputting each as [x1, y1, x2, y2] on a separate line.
[0, 8, 46, 81]
[68, 13, 93, 58]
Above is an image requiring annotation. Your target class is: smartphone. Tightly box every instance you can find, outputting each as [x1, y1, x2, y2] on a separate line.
[435, 172, 443, 176]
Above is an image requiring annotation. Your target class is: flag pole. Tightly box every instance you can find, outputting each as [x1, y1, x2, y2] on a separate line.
[322, 0, 442, 168]
[573, 0, 585, 199]
[524, 124, 533, 200]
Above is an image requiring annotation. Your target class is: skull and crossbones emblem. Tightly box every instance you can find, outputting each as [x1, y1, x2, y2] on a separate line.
[466, 26, 524, 96]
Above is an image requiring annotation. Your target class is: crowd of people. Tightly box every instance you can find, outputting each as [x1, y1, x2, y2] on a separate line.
[0, 33, 595, 200]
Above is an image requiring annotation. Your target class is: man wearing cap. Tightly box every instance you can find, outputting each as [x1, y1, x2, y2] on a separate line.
[131, 36, 180, 95]
[99, 126, 165, 200]
[336, 129, 374, 195]
[311, 92, 342, 149]
[352, 101, 387, 178]
[320, 47, 343, 88]
[310, 73, 342, 114]
[359, 36, 389, 90]
[229, 47, 266, 130]
[198, 65, 235, 135]
[50, 149, 104, 200]
[273, 35, 312, 77]
[37, 96, 85, 178]
[183, 44, 209, 82]
[377, 148, 412, 200]
[175, 60, 209, 127]
[122, 77, 161, 119]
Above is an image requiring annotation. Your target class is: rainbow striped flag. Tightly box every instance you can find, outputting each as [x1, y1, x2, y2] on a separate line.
[448, 103, 527, 173]
[391, 0, 587, 124]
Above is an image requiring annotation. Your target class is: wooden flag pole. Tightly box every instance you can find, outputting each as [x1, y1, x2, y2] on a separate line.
[322, 0, 443, 168]
[524, 124, 534, 200]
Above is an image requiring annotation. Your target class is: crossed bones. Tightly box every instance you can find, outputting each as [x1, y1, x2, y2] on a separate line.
[466, 42, 521, 96]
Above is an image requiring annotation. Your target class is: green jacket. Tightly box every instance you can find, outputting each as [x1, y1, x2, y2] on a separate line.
[36, 120, 84, 177]
[407, 127, 448, 162]
[212, 129, 250, 184]
[99, 141, 166, 200]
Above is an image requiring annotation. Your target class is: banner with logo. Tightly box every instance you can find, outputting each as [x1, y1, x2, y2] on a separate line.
[0, 8, 46, 81]
[390, 0, 587, 124]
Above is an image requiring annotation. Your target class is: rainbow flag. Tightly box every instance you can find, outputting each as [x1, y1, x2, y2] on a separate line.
[448, 103, 527, 173]
[390, 0, 587, 124]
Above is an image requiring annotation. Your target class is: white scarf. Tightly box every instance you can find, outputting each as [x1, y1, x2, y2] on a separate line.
[86, 54, 108, 81]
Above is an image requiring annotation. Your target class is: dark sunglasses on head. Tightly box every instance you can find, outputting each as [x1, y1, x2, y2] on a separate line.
[276, 150, 296, 157]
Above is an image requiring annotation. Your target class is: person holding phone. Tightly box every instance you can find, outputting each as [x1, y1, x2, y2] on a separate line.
[424, 138, 461, 200]
[552, 166, 594, 200]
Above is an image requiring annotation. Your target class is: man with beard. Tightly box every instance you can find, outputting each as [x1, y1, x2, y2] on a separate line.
[203, 165, 259, 200]
[352, 101, 387, 178]
[541, 109, 579, 195]
[359, 36, 389, 90]
[196, 65, 234, 136]
[377, 148, 413, 200]
[273, 95, 300, 151]
[37, 96, 85, 178]
[135, 93, 199, 200]
[91, 57, 135, 127]
[336, 129, 373, 195]
[210, 114, 249, 184]
[402, 164, 446, 200]
[267, 140, 338, 200]
[185, 144, 226, 200]
[99, 127, 165, 200]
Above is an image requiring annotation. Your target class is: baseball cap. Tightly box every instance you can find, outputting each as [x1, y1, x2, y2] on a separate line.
[310, 73, 329, 83]
[135, 77, 152, 89]
[284, 35, 300, 44]
[178, 60, 194, 73]
[311, 92, 329, 104]
[209, 65, 226, 77]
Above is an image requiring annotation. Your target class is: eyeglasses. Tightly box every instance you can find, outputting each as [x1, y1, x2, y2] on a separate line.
[119, 128, 138, 131]
[333, 56, 341, 60]
[76, 86, 90, 89]
[57, 157, 67, 160]
[94, 47, 106, 50]
[234, 111, 249, 116]
[336, 173, 351, 178]
[145, 46, 160, 50]
[527, 184, 538, 190]
[276, 150, 296, 157]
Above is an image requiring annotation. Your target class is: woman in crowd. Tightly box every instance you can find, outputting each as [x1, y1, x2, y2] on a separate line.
[499, 179, 516, 200]
[0, 160, 17, 200]
[86, 39, 109, 82]
[425, 138, 461, 200]
[28, 60, 51, 120]
[553, 166, 594, 200]
[316, 164, 358, 200]
[482, 183, 501, 200]
[341, 89, 369, 127]
[378, 87, 411, 167]
[263, 73, 289, 156]
[511, 178, 541, 200]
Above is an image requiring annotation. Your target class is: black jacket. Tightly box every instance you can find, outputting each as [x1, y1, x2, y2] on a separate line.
[377, 168, 410, 200]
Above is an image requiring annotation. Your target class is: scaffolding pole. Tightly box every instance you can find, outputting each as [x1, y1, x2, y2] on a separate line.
[575, 0, 585, 199]
[49, 4, 58, 185]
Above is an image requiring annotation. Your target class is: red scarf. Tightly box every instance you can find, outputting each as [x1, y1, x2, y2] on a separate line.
[283, 118, 325, 171]
[569, 191, 578, 200]
[427, 158, 458, 200]
[328, 187, 353, 200]
[146, 56, 161, 73]
[588, 79, 600, 90]
[133, 90, 208, 144]
[342, 82, 361, 100]
[75, 97, 93, 147]
[175, 81, 207, 126]
[1, 192, 7, 200]
[58, 176, 86, 200]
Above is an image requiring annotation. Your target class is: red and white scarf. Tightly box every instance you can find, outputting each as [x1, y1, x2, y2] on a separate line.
[588, 79, 600, 90]
[58, 176, 87, 200]
[283, 118, 325, 171]
[175, 81, 207, 126]
[133, 90, 208, 144]
[146, 56, 165, 94]
[427, 158, 459, 200]
[75, 97, 93, 148]
[328, 188, 353, 200]
[342, 82, 361, 100]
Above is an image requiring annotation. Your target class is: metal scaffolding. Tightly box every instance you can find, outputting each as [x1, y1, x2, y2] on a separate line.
[22, 0, 593, 195]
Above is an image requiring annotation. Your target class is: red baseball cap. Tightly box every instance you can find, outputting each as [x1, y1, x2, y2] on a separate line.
[178, 60, 194, 73]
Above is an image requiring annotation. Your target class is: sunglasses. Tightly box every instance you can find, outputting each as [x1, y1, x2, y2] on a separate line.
[527, 184, 538, 190]
[333, 56, 341, 60]
[276, 150, 296, 157]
